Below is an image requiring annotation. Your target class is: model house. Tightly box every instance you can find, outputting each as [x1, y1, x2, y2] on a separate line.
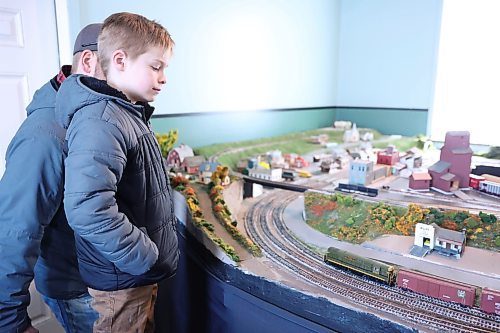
[409, 172, 432, 190]
[182, 155, 206, 174]
[309, 134, 329, 145]
[348, 159, 374, 186]
[414, 223, 466, 259]
[248, 167, 283, 181]
[198, 161, 220, 184]
[267, 150, 288, 169]
[333, 120, 352, 130]
[400, 148, 423, 170]
[428, 160, 459, 192]
[343, 123, 360, 143]
[377, 145, 399, 166]
[391, 162, 407, 176]
[283, 153, 309, 168]
[166, 144, 194, 168]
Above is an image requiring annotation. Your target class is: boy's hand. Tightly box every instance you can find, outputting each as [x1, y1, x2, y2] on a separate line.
[22, 326, 39, 333]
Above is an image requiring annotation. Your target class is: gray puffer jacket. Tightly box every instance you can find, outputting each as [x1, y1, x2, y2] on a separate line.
[56, 75, 178, 291]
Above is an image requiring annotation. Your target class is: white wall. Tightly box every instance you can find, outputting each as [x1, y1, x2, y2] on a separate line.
[431, 0, 500, 145]
[66, 0, 340, 114]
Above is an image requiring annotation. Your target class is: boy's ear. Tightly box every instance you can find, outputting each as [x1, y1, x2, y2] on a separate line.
[111, 49, 127, 72]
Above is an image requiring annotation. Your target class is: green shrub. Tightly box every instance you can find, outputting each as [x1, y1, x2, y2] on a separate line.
[479, 211, 497, 224]
[345, 217, 355, 226]
[464, 217, 479, 229]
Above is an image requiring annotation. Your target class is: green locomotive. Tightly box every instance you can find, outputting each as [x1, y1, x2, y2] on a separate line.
[324, 247, 396, 285]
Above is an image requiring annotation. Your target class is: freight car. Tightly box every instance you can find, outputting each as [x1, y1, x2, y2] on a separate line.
[469, 173, 500, 196]
[324, 246, 500, 315]
[397, 268, 476, 307]
[335, 183, 379, 197]
[479, 180, 500, 196]
[324, 247, 396, 285]
[481, 288, 500, 315]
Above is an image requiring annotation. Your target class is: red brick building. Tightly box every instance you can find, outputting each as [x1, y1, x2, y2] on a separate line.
[377, 145, 399, 166]
[409, 172, 432, 190]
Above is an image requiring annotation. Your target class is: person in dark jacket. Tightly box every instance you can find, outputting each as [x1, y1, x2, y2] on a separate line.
[0, 24, 102, 333]
[56, 12, 179, 333]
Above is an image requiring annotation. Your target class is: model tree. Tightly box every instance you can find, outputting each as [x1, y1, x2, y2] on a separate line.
[155, 129, 178, 158]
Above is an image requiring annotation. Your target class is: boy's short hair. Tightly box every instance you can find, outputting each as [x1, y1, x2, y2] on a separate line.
[98, 12, 174, 75]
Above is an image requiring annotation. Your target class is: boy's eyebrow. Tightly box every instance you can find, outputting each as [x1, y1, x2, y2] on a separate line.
[152, 59, 169, 68]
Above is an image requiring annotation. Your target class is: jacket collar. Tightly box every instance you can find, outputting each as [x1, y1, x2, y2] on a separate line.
[80, 76, 155, 121]
[56, 75, 156, 130]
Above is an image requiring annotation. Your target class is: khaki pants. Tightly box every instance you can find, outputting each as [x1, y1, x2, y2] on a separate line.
[88, 284, 158, 333]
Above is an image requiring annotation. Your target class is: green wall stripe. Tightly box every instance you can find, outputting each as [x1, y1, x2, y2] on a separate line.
[150, 107, 427, 148]
[335, 107, 428, 137]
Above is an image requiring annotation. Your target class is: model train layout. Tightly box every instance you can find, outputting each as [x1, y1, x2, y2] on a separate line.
[324, 246, 500, 315]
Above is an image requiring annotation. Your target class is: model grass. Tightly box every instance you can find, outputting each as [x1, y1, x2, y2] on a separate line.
[194, 128, 382, 170]
[304, 190, 500, 251]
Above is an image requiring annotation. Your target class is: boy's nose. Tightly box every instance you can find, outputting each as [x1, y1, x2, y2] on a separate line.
[159, 72, 167, 85]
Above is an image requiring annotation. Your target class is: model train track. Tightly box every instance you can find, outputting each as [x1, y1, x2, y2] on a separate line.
[244, 191, 500, 332]
[269, 194, 500, 328]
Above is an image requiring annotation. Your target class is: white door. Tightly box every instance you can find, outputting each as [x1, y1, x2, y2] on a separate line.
[0, 0, 63, 332]
[0, 0, 59, 175]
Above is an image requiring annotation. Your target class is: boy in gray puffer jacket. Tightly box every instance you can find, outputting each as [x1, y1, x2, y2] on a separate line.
[56, 12, 178, 333]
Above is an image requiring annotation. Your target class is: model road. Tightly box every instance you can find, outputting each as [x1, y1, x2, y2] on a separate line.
[244, 190, 500, 333]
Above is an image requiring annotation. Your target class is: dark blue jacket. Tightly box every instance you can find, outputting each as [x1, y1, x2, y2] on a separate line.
[0, 72, 87, 333]
[56, 75, 179, 291]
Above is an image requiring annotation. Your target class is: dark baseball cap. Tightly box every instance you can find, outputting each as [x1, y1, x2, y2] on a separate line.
[73, 23, 102, 55]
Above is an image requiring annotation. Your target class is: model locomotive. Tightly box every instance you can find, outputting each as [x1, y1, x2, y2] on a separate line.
[324, 247, 499, 315]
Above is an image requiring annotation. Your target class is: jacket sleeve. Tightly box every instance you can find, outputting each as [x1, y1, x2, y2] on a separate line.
[0, 131, 63, 333]
[64, 113, 159, 275]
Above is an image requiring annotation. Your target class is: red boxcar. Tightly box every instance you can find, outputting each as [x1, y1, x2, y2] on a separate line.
[480, 288, 500, 315]
[397, 269, 476, 306]
[469, 174, 485, 189]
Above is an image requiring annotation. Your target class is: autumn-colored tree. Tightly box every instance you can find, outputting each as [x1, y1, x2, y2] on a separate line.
[310, 205, 324, 217]
[212, 194, 225, 205]
[171, 175, 189, 189]
[370, 202, 398, 227]
[209, 185, 224, 198]
[184, 187, 195, 196]
[324, 201, 337, 211]
[441, 219, 458, 231]
[155, 129, 178, 158]
[213, 203, 224, 213]
[396, 203, 429, 235]
[211, 170, 221, 184]
[221, 166, 230, 178]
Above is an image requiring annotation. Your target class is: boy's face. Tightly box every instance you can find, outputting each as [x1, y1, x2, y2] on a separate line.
[121, 46, 171, 103]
